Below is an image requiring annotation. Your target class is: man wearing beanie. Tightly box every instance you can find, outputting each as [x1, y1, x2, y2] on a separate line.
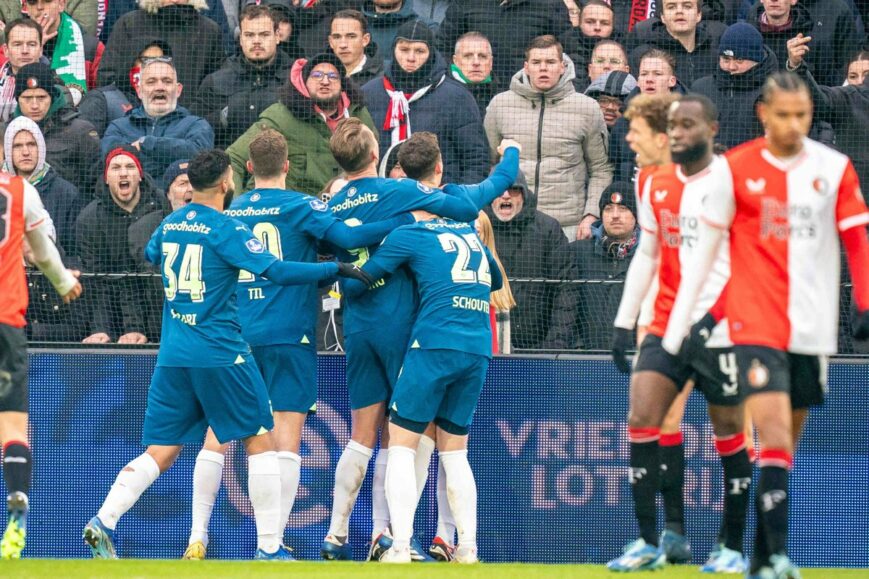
[691, 22, 778, 150]
[571, 180, 640, 350]
[75, 145, 165, 344]
[362, 19, 489, 185]
[227, 52, 375, 196]
[13, 62, 101, 196]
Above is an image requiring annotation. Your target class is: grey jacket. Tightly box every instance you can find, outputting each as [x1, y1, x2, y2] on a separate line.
[484, 55, 612, 228]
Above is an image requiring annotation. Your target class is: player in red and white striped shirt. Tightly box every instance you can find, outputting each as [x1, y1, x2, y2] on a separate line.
[664, 72, 869, 578]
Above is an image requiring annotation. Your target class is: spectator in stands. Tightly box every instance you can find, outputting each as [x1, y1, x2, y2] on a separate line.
[560, 0, 618, 90]
[328, 9, 384, 86]
[0, 19, 44, 121]
[361, 0, 420, 59]
[846, 50, 869, 86]
[193, 5, 292, 149]
[77, 145, 164, 344]
[14, 62, 100, 194]
[628, 0, 725, 87]
[585, 70, 637, 129]
[584, 39, 631, 91]
[450, 31, 498, 119]
[571, 180, 640, 350]
[98, 0, 225, 108]
[485, 35, 612, 240]
[102, 56, 214, 179]
[436, 0, 572, 81]
[691, 22, 777, 150]
[257, 0, 304, 62]
[293, 0, 356, 56]
[787, 41, 869, 189]
[413, 0, 449, 30]
[77, 38, 170, 136]
[485, 169, 579, 351]
[22, 0, 104, 104]
[3, 116, 80, 255]
[362, 20, 489, 184]
[747, 0, 860, 87]
[228, 52, 375, 195]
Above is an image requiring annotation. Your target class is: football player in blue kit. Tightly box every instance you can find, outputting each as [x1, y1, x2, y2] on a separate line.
[321, 119, 520, 560]
[82, 150, 371, 561]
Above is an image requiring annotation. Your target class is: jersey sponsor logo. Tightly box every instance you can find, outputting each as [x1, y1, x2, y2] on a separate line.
[186, 210, 197, 219]
[246, 238, 265, 253]
[658, 209, 682, 248]
[654, 189, 668, 202]
[747, 359, 769, 389]
[760, 199, 817, 240]
[746, 178, 766, 195]
[418, 183, 434, 194]
[309, 198, 328, 212]
[347, 187, 358, 198]
[330, 192, 379, 212]
[250, 192, 261, 202]
[162, 221, 212, 234]
[225, 206, 281, 217]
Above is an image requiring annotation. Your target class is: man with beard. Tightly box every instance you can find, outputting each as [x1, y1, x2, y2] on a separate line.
[362, 20, 489, 185]
[194, 4, 293, 149]
[102, 57, 214, 181]
[609, 95, 750, 572]
[227, 52, 375, 196]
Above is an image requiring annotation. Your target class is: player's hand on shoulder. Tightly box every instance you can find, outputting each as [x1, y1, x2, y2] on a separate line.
[62, 269, 83, 304]
[497, 139, 522, 156]
[336, 262, 376, 287]
[611, 327, 633, 374]
[412, 210, 437, 222]
[83, 332, 111, 344]
[118, 332, 148, 345]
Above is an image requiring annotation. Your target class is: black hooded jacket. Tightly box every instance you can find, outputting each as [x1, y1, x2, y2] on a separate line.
[628, 19, 726, 87]
[691, 47, 779, 150]
[483, 181, 580, 351]
[746, 2, 814, 77]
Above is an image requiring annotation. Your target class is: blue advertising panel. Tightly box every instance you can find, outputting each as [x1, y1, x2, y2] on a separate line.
[6, 352, 868, 566]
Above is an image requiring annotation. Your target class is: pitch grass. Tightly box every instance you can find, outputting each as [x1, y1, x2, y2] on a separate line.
[1, 560, 867, 579]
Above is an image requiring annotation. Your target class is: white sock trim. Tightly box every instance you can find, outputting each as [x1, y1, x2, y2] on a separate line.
[346, 439, 374, 458]
[276, 451, 301, 464]
[196, 449, 226, 466]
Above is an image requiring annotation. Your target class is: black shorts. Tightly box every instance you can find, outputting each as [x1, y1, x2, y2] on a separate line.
[690, 347, 743, 407]
[635, 335, 692, 388]
[0, 324, 28, 413]
[734, 345, 827, 409]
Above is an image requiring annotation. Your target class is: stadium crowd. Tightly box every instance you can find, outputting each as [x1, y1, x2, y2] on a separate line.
[7, 0, 868, 352]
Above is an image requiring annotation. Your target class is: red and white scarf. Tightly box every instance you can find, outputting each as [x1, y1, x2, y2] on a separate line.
[382, 76, 432, 146]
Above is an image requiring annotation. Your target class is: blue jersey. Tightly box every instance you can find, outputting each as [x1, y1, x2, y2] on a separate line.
[328, 148, 517, 336]
[348, 219, 499, 358]
[145, 203, 278, 367]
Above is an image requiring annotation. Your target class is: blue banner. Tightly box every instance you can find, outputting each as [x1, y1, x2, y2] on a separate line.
[7, 353, 868, 566]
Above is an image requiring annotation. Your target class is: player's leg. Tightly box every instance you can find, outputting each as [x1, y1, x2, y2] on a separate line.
[272, 411, 304, 535]
[430, 456, 457, 561]
[0, 325, 30, 560]
[435, 428, 477, 563]
[381, 420, 422, 563]
[370, 413, 390, 551]
[185, 428, 229, 559]
[658, 382, 691, 564]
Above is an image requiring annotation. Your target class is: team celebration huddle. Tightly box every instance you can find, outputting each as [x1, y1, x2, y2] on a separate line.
[0, 0, 867, 576]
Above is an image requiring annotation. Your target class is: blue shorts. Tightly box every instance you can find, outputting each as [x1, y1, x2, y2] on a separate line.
[345, 326, 411, 410]
[389, 348, 489, 435]
[142, 354, 274, 446]
[251, 343, 317, 413]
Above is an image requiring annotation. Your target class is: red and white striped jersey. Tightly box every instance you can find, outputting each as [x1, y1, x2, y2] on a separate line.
[706, 137, 869, 355]
[637, 156, 732, 345]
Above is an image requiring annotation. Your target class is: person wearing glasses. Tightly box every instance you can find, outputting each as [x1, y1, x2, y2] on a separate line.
[628, 0, 726, 87]
[585, 39, 631, 92]
[101, 55, 214, 180]
[559, 0, 620, 92]
[691, 22, 778, 150]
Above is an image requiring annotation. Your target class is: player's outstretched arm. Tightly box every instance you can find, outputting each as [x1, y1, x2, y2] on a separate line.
[661, 221, 726, 354]
[341, 261, 390, 298]
[25, 222, 82, 303]
[443, 145, 520, 211]
[324, 213, 414, 249]
[263, 260, 341, 286]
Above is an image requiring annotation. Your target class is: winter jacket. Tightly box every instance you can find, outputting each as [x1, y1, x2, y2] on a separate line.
[483, 182, 579, 350]
[435, 0, 572, 81]
[609, 0, 738, 37]
[412, 0, 450, 30]
[362, 57, 490, 185]
[102, 106, 215, 180]
[628, 19, 726, 87]
[794, 65, 869, 188]
[98, 5, 225, 107]
[690, 47, 779, 151]
[348, 48, 385, 88]
[484, 56, 613, 228]
[558, 28, 607, 93]
[75, 176, 166, 340]
[35, 168, 83, 259]
[450, 73, 500, 121]
[571, 221, 639, 350]
[361, 0, 420, 62]
[747, 0, 860, 87]
[192, 51, 293, 149]
[77, 85, 137, 137]
[226, 96, 375, 196]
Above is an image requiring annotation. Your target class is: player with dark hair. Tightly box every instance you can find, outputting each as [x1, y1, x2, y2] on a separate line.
[180, 128, 414, 560]
[320, 118, 519, 561]
[340, 209, 503, 564]
[664, 72, 869, 579]
[0, 175, 82, 559]
[609, 94, 751, 573]
[82, 149, 371, 561]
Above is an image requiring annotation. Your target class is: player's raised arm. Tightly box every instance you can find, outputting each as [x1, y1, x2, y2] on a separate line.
[442, 141, 521, 209]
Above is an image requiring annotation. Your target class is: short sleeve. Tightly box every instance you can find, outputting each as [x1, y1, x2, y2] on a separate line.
[22, 180, 51, 232]
[836, 161, 869, 232]
[299, 196, 337, 239]
[636, 172, 658, 235]
[214, 217, 278, 275]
